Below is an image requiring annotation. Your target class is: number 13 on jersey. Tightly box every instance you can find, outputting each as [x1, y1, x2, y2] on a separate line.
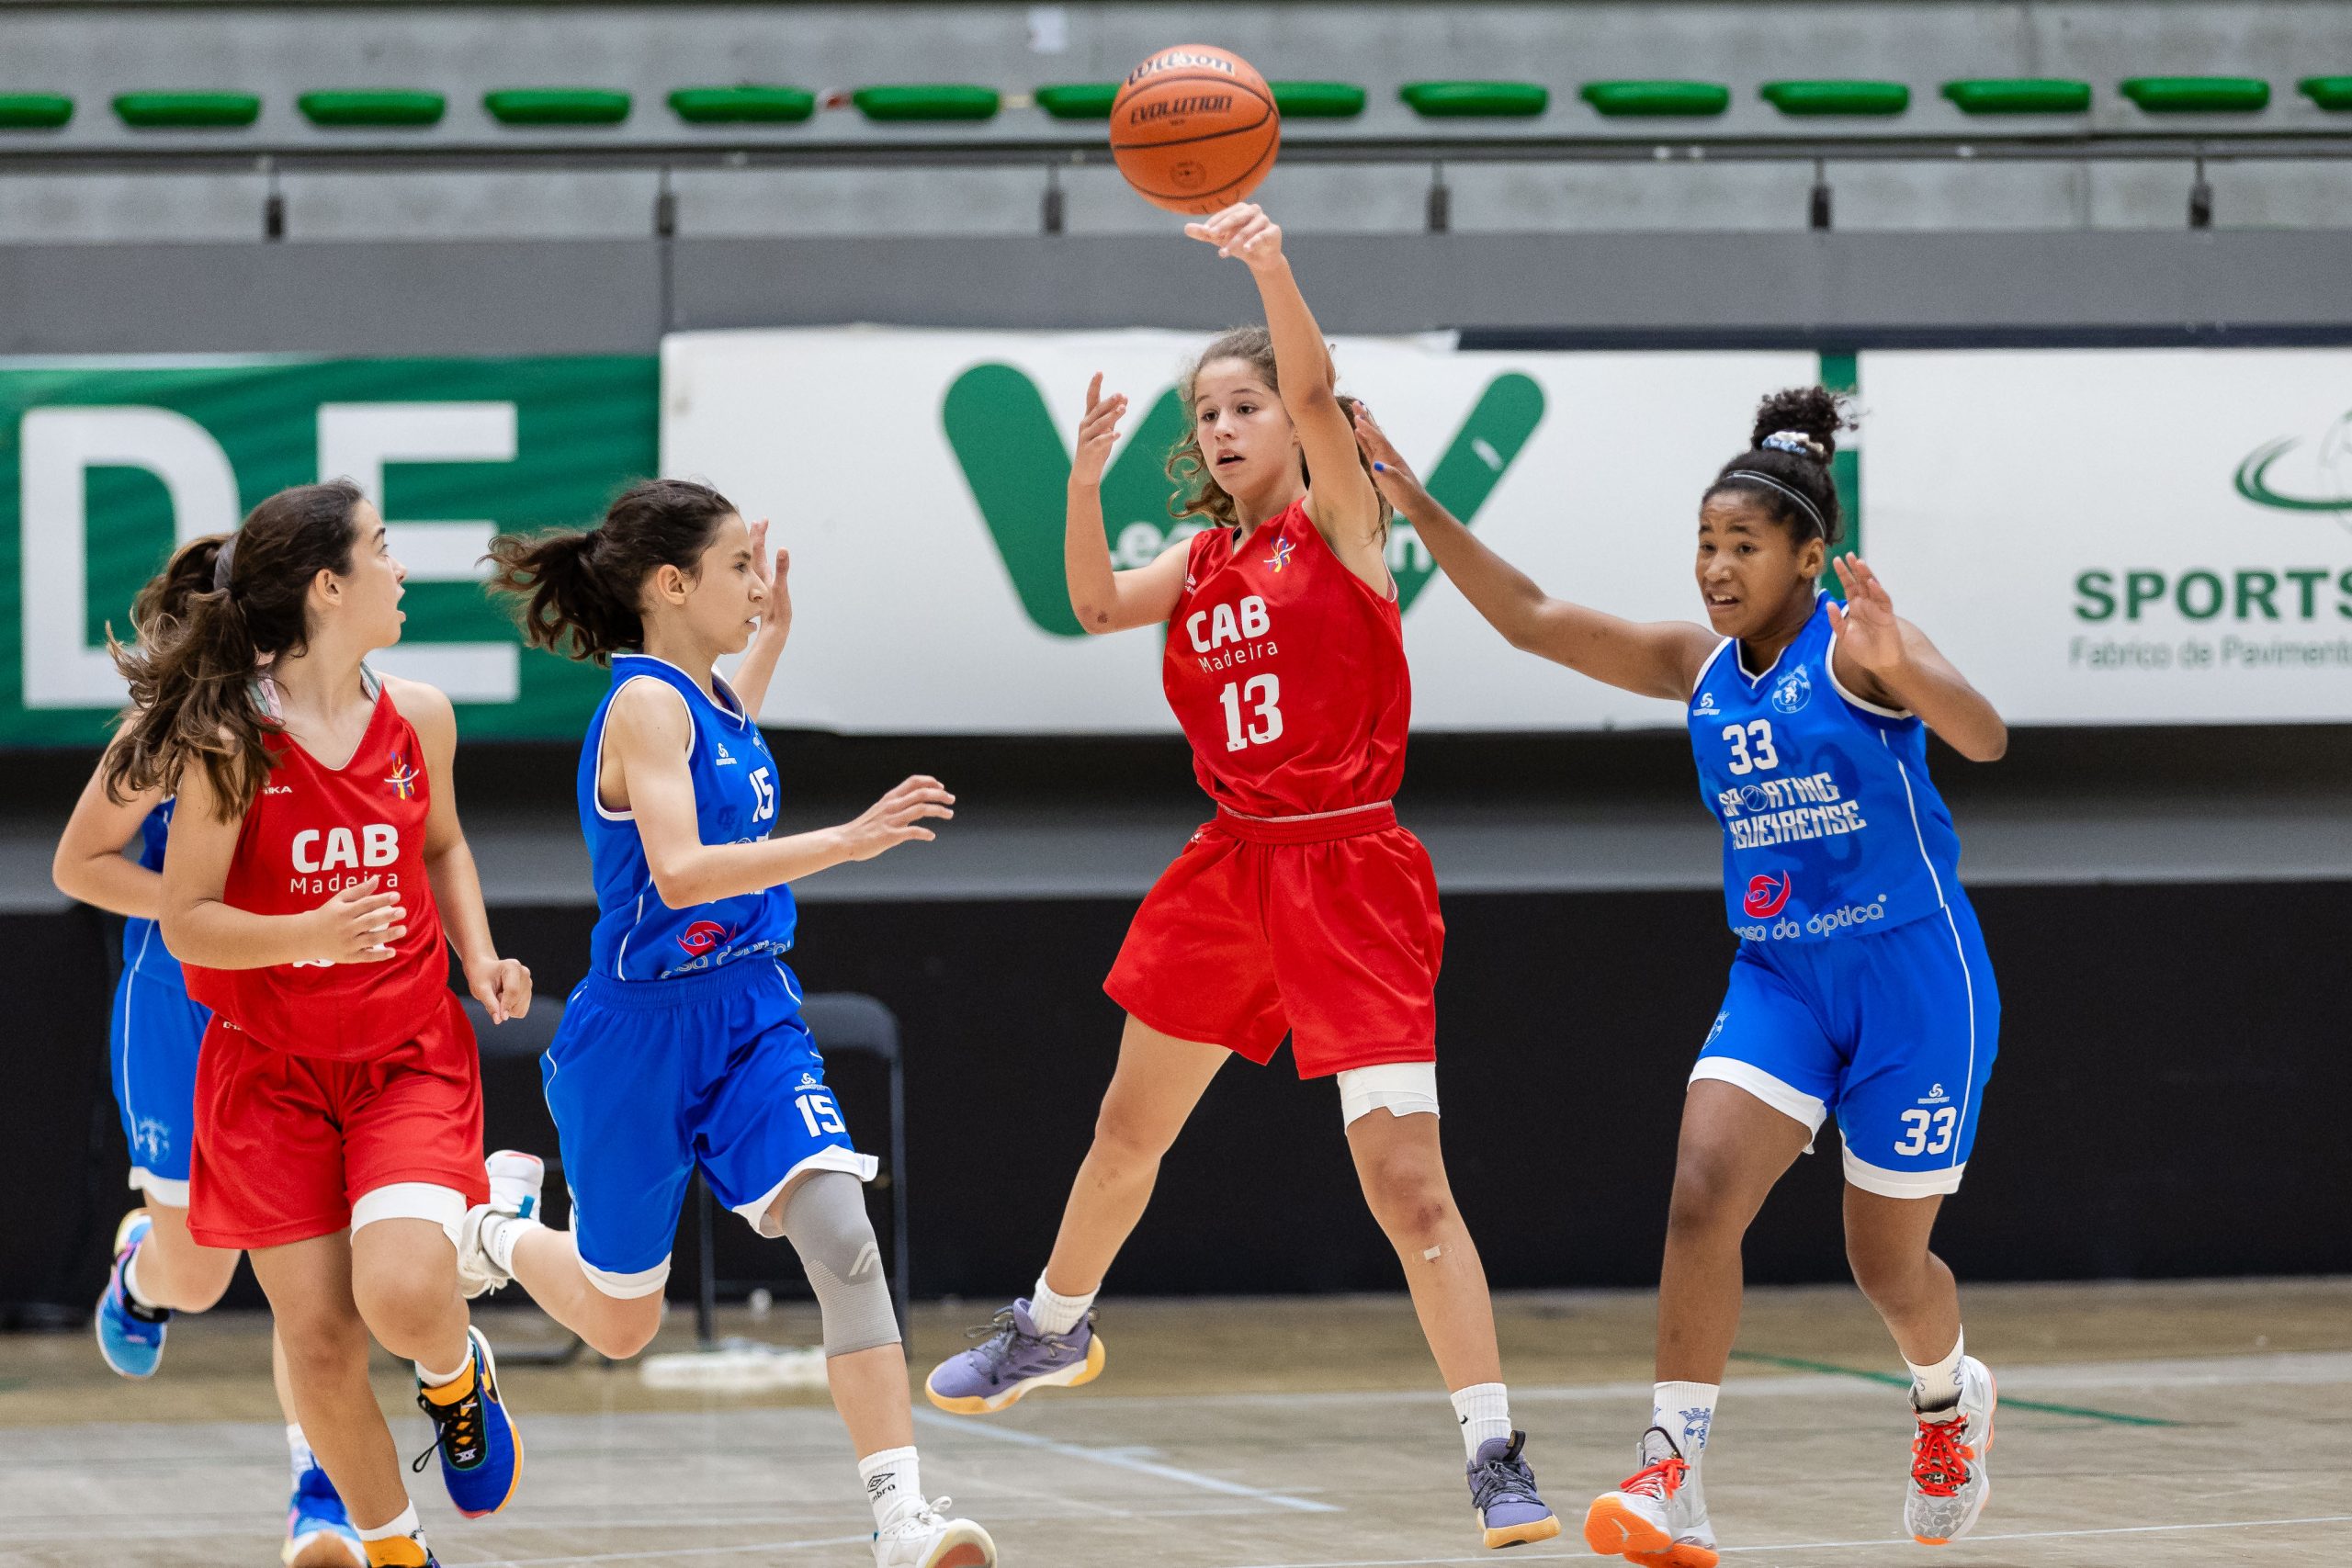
[1220, 675, 1283, 752]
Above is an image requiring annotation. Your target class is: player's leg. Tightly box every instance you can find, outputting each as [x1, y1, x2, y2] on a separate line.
[119, 1201, 239, 1310]
[96, 971, 220, 1374]
[924, 1014, 1229, 1415]
[276, 1322, 366, 1567]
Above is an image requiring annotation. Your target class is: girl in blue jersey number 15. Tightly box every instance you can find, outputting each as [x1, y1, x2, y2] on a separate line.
[1355, 389, 2007, 1564]
[468, 480, 990, 1568]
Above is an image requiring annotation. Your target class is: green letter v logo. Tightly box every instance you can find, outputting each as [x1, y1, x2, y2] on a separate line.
[944, 365, 1544, 637]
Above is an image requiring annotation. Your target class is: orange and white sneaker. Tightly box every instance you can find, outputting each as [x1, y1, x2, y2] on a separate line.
[1906, 1357, 1996, 1545]
[1583, 1427, 1717, 1568]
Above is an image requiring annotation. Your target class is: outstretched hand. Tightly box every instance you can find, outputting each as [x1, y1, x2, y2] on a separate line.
[1183, 202, 1285, 273]
[1826, 555, 1906, 675]
[1072, 372, 1128, 489]
[1351, 403, 1430, 513]
[747, 517, 791, 643]
[841, 775, 956, 862]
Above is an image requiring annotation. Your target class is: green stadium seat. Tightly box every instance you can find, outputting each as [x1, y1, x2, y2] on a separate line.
[0, 93, 73, 130]
[853, 85, 1001, 122]
[113, 92, 262, 129]
[298, 90, 447, 129]
[1034, 82, 1117, 119]
[2296, 75, 2352, 111]
[669, 85, 816, 124]
[2119, 76, 2270, 113]
[1399, 81, 1548, 118]
[482, 88, 631, 126]
[1579, 81, 1730, 118]
[1271, 81, 1366, 118]
[1761, 80, 1911, 117]
[1941, 78, 2092, 115]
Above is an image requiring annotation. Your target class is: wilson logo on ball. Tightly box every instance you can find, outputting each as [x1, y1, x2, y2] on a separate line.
[1110, 43, 1279, 215]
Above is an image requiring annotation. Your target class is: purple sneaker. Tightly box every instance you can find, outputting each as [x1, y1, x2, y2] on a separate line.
[923, 1299, 1106, 1415]
[1469, 1431, 1560, 1550]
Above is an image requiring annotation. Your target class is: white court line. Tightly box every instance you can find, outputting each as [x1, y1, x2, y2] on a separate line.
[458, 1534, 872, 1566]
[912, 1408, 1341, 1514]
[1216, 1513, 2352, 1568]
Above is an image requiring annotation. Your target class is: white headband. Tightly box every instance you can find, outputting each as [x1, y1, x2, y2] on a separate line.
[1720, 469, 1828, 537]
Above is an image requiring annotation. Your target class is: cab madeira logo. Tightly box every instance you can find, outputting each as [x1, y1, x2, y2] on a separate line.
[944, 366, 1544, 636]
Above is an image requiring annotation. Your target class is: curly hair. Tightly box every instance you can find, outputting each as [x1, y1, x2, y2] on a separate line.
[1703, 385, 1856, 547]
[1164, 325, 1384, 533]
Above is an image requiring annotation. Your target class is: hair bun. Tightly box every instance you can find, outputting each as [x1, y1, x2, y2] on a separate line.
[1748, 386, 1852, 461]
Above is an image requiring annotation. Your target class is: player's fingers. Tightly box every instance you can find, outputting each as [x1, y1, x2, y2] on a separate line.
[336, 875, 381, 902]
[1085, 370, 1102, 408]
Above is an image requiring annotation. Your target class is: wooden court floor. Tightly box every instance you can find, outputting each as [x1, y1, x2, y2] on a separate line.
[3, 1279, 2346, 1567]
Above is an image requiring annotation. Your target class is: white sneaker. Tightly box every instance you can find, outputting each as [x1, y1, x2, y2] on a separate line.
[1583, 1427, 1718, 1568]
[1906, 1356, 1996, 1545]
[872, 1495, 996, 1568]
[456, 1150, 545, 1300]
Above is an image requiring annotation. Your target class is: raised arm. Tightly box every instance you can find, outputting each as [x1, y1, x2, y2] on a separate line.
[605, 678, 954, 908]
[728, 517, 792, 714]
[1065, 371, 1190, 634]
[1186, 204, 1385, 562]
[53, 745, 168, 919]
[388, 676, 532, 1021]
[1828, 556, 2007, 761]
[160, 758, 407, 971]
[1353, 406, 1716, 703]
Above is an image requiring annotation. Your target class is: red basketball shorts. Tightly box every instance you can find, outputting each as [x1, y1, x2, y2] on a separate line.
[187, 988, 489, 1250]
[1106, 802, 1444, 1077]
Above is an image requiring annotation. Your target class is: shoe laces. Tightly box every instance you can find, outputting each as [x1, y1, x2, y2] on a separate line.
[964, 1308, 1072, 1368]
[411, 1381, 485, 1475]
[1467, 1435, 1542, 1512]
[1620, 1453, 1689, 1503]
[880, 1495, 955, 1538]
[1910, 1410, 1975, 1498]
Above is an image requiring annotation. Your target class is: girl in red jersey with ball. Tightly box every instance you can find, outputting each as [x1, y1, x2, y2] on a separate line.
[107, 481, 531, 1568]
[926, 202, 1557, 1551]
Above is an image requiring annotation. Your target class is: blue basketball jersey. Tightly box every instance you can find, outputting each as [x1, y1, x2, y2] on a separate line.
[121, 799, 183, 986]
[579, 654, 796, 983]
[1688, 592, 1964, 942]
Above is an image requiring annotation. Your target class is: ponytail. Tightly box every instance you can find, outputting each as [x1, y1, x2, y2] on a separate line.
[105, 481, 364, 818]
[485, 478, 738, 664]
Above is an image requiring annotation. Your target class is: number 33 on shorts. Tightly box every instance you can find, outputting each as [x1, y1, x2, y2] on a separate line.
[1894, 1105, 1958, 1157]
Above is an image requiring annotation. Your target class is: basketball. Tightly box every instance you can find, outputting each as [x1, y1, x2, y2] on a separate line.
[1109, 44, 1281, 215]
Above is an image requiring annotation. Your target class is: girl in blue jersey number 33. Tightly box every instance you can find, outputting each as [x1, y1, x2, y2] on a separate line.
[470, 479, 991, 1568]
[1355, 389, 2006, 1565]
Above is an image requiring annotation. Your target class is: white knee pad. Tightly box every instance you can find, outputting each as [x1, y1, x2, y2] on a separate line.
[348, 1182, 466, 1249]
[778, 1171, 899, 1357]
[1338, 1061, 1441, 1127]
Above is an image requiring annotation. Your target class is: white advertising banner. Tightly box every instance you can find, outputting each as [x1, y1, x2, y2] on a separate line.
[1860, 349, 2352, 725]
[661, 327, 1816, 733]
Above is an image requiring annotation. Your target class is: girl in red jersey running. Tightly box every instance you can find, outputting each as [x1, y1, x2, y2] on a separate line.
[107, 480, 533, 1568]
[925, 202, 1558, 1551]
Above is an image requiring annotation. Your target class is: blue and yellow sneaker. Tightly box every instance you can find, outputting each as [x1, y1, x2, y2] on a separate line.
[411, 1325, 523, 1517]
[94, 1210, 170, 1379]
[283, 1458, 365, 1567]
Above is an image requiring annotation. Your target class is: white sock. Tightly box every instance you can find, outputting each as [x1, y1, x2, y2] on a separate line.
[413, 1354, 469, 1389]
[1029, 1273, 1095, 1337]
[288, 1424, 316, 1485]
[1907, 1330, 1966, 1412]
[857, 1445, 921, 1529]
[121, 1247, 161, 1312]
[482, 1211, 540, 1275]
[1450, 1382, 1512, 1459]
[1653, 1381, 1719, 1461]
[356, 1503, 421, 1540]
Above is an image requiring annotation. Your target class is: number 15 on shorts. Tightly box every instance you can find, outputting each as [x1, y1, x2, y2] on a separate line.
[1894, 1106, 1957, 1157]
[797, 1090, 846, 1137]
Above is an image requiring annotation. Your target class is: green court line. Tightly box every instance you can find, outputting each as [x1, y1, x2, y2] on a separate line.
[1728, 1349, 2182, 1427]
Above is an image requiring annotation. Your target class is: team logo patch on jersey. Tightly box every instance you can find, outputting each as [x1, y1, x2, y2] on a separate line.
[678, 919, 731, 957]
[715, 741, 738, 767]
[1693, 690, 1720, 716]
[1770, 665, 1813, 715]
[1263, 536, 1295, 573]
[1742, 872, 1795, 919]
[383, 753, 420, 800]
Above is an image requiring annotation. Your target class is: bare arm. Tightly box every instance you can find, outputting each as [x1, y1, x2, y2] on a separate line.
[1828, 557, 2008, 761]
[728, 517, 792, 715]
[605, 679, 954, 908]
[387, 676, 531, 1022]
[52, 749, 167, 919]
[160, 759, 407, 971]
[1186, 204, 1385, 576]
[1065, 371, 1191, 634]
[1353, 406, 1716, 702]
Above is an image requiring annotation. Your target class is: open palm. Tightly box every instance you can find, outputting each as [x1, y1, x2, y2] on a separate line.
[1828, 555, 1905, 674]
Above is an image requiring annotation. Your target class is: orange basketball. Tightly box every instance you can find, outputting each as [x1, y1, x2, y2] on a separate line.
[1109, 44, 1281, 215]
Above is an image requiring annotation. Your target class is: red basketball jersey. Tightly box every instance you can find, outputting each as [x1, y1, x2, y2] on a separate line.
[184, 682, 450, 1062]
[1162, 501, 1410, 818]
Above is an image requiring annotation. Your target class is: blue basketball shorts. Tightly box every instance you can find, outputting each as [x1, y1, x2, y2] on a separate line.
[542, 957, 876, 1297]
[1692, 895, 1999, 1198]
[108, 959, 211, 1207]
